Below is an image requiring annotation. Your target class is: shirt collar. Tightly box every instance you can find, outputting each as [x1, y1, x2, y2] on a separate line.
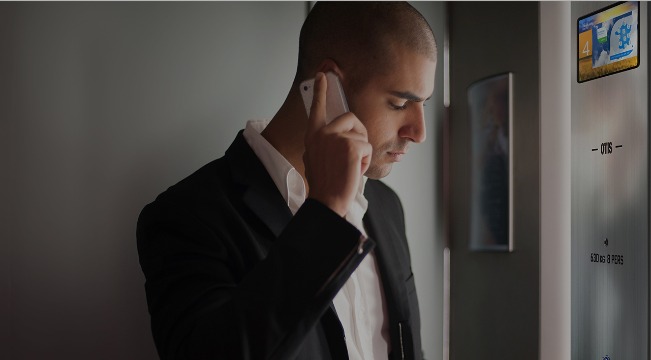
[243, 120, 306, 215]
[243, 119, 368, 235]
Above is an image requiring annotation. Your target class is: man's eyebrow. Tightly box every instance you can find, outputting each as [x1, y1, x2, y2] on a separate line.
[389, 91, 431, 102]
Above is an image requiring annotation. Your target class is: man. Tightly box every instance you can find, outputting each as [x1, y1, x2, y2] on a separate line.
[137, 2, 437, 359]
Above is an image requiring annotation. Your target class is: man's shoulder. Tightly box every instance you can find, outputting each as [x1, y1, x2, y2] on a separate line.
[147, 131, 254, 210]
[148, 156, 233, 212]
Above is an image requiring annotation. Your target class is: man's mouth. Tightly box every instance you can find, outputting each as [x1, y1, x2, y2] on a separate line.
[387, 150, 407, 162]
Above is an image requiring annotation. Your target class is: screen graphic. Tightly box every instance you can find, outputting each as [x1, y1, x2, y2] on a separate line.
[577, 1, 639, 82]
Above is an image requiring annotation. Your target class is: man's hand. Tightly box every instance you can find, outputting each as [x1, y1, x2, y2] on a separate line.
[303, 72, 372, 217]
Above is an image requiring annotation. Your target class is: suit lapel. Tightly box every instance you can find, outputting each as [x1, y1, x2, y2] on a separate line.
[363, 181, 411, 357]
[225, 131, 347, 358]
[225, 131, 293, 238]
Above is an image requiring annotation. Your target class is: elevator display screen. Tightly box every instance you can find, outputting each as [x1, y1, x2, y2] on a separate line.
[577, 1, 639, 82]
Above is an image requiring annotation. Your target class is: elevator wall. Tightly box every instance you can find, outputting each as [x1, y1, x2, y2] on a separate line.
[570, 2, 648, 359]
[448, 2, 540, 359]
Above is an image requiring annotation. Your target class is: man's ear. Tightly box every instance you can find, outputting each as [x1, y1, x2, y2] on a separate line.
[315, 58, 345, 82]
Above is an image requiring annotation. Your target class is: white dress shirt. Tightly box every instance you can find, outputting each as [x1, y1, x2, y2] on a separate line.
[243, 120, 390, 359]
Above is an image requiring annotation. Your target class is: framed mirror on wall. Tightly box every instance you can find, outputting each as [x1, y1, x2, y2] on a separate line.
[468, 72, 513, 252]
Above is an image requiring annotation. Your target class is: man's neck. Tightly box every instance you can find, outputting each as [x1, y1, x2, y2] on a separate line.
[260, 86, 309, 189]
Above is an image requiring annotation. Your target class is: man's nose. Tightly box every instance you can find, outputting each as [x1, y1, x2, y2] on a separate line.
[399, 105, 427, 143]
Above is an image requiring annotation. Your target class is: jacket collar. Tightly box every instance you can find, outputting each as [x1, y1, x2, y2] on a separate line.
[225, 131, 293, 238]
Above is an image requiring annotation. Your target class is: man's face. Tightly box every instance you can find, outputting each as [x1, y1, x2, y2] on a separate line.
[345, 46, 436, 179]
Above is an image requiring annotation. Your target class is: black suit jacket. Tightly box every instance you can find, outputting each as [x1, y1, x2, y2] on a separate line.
[137, 132, 423, 359]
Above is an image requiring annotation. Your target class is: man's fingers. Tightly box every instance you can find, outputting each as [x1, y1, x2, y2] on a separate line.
[324, 113, 368, 142]
[307, 72, 327, 138]
[360, 143, 372, 176]
[302, 73, 373, 216]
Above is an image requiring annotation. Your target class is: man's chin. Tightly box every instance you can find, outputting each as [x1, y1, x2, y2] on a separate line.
[364, 163, 393, 180]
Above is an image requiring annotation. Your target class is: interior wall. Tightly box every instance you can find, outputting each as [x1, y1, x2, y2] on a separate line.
[539, 2, 571, 359]
[1, 2, 445, 359]
[448, 2, 540, 359]
[2, 3, 304, 359]
[0, 3, 13, 353]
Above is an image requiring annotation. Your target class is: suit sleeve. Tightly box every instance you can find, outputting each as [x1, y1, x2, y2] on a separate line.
[137, 198, 374, 360]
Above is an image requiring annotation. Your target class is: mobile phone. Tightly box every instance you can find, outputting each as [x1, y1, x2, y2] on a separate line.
[300, 72, 349, 124]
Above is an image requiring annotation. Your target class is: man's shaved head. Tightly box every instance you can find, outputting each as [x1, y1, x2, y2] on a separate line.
[296, 2, 437, 86]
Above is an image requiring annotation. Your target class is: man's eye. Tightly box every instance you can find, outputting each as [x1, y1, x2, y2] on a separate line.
[390, 103, 408, 110]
